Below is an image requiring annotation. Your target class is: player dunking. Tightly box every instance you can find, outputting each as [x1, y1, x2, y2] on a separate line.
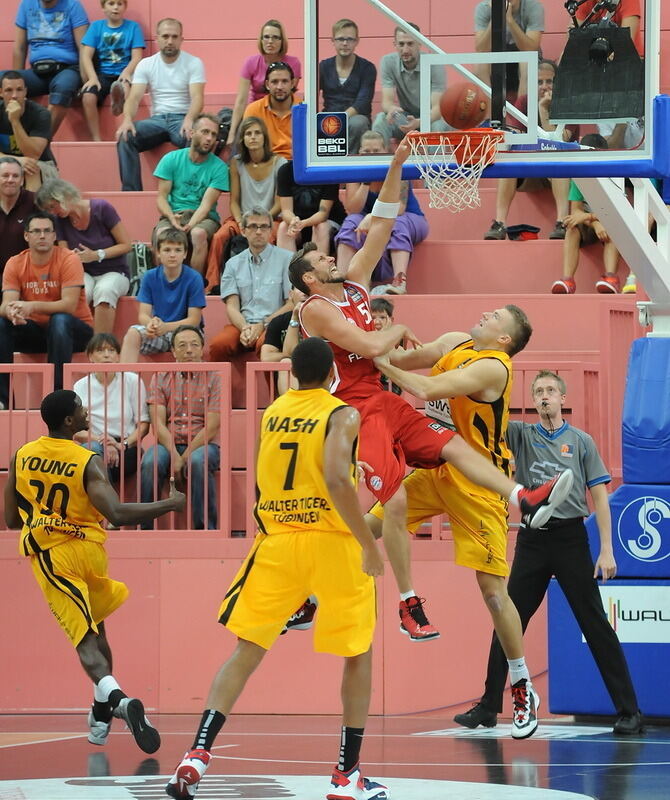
[4, 390, 186, 752]
[370, 306, 568, 738]
[165, 338, 388, 800]
[288, 136, 574, 642]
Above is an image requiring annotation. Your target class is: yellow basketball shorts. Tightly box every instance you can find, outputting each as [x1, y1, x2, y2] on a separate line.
[29, 539, 129, 647]
[370, 466, 510, 576]
[218, 530, 376, 657]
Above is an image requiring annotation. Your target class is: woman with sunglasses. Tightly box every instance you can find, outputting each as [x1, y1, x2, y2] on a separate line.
[225, 19, 302, 155]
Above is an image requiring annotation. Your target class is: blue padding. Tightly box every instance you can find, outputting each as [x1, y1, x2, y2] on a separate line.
[622, 338, 670, 485]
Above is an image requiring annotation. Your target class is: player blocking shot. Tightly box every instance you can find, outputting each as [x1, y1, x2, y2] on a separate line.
[4, 390, 186, 753]
[288, 135, 575, 645]
[166, 338, 388, 800]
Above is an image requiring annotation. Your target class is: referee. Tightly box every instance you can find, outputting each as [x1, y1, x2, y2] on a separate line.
[454, 369, 642, 736]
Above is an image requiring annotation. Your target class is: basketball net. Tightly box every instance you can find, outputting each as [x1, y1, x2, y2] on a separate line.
[407, 129, 505, 213]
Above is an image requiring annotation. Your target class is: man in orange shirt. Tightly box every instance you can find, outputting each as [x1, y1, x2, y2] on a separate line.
[0, 211, 94, 408]
[243, 61, 297, 159]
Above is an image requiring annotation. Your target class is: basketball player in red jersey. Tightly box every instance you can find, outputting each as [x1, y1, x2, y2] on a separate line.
[288, 136, 573, 641]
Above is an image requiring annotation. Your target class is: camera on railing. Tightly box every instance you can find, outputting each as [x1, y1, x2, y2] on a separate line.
[564, 0, 620, 22]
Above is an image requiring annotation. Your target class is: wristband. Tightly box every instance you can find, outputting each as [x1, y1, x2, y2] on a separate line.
[371, 199, 400, 219]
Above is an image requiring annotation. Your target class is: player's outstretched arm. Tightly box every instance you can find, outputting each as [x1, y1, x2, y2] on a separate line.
[373, 355, 506, 402]
[323, 407, 384, 578]
[389, 331, 470, 371]
[85, 456, 185, 527]
[346, 136, 412, 287]
[4, 455, 21, 529]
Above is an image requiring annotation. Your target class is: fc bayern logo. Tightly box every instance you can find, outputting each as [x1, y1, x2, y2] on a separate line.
[370, 475, 383, 491]
[320, 115, 343, 136]
[617, 496, 670, 562]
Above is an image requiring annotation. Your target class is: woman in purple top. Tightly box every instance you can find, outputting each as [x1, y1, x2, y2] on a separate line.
[226, 19, 302, 153]
[36, 178, 131, 334]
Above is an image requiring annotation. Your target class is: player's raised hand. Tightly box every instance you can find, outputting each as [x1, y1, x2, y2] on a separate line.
[393, 135, 413, 165]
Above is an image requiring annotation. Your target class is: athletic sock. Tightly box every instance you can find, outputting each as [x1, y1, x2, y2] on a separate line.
[94, 675, 127, 714]
[338, 726, 365, 772]
[192, 709, 226, 751]
[509, 484, 522, 508]
[508, 657, 530, 686]
[92, 700, 113, 723]
[400, 590, 416, 602]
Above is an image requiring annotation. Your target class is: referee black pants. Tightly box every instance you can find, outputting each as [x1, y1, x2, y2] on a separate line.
[480, 518, 639, 716]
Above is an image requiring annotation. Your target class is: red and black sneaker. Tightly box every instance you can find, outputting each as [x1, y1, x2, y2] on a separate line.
[518, 470, 574, 529]
[280, 598, 317, 635]
[399, 596, 440, 641]
[165, 748, 211, 798]
[511, 679, 540, 739]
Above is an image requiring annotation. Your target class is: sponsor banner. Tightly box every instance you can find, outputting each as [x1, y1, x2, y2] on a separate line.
[589, 585, 670, 644]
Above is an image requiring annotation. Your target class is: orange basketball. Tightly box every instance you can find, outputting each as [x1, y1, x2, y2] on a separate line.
[439, 82, 489, 130]
[321, 115, 342, 135]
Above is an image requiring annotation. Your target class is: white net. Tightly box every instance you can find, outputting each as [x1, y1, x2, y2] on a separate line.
[408, 130, 505, 213]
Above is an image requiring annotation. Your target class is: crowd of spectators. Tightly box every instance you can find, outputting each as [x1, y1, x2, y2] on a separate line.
[0, 0, 649, 527]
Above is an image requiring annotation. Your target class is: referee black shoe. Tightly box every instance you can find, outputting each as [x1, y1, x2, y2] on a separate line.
[113, 697, 161, 753]
[454, 702, 498, 729]
[519, 470, 574, 529]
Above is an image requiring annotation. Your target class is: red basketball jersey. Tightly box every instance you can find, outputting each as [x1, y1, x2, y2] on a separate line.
[299, 280, 381, 402]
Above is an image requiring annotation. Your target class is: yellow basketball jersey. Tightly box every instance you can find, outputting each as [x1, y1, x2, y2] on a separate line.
[427, 340, 513, 495]
[254, 388, 356, 535]
[15, 436, 107, 556]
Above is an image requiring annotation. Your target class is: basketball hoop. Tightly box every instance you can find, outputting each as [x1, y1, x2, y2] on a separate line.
[407, 129, 505, 213]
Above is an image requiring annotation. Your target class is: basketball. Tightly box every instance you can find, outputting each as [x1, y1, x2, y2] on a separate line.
[439, 82, 489, 130]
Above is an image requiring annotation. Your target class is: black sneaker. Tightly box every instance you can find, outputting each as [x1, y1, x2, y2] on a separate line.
[280, 599, 317, 635]
[454, 702, 498, 729]
[518, 470, 574, 529]
[484, 220, 507, 240]
[613, 710, 644, 735]
[549, 220, 567, 239]
[113, 697, 160, 754]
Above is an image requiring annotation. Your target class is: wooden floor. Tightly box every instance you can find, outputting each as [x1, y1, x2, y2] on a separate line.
[0, 702, 667, 799]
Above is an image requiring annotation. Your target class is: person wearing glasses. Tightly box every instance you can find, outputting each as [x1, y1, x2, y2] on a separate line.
[208, 206, 292, 364]
[319, 18, 377, 154]
[0, 211, 94, 409]
[243, 62, 299, 160]
[225, 19, 302, 156]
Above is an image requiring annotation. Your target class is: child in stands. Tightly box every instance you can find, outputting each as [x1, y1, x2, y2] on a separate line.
[80, 0, 145, 141]
[119, 227, 205, 362]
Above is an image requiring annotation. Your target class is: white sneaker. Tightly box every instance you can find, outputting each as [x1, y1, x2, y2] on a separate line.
[87, 709, 112, 746]
[165, 749, 211, 799]
[511, 679, 540, 740]
[113, 697, 160, 753]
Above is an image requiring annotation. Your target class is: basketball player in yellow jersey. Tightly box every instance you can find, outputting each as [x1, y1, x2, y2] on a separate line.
[370, 305, 573, 741]
[4, 389, 185, 753]
[166, 337, 388, 800]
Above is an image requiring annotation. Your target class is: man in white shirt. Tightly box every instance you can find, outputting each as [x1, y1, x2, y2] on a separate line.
[73, 333, 149, 485]
[115, 18, 205, 191]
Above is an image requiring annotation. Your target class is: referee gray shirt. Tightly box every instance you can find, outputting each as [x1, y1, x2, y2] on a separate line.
[506, 420, 610, 519]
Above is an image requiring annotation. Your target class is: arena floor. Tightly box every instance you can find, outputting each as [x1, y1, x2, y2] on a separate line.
[1, 700, 667, 800]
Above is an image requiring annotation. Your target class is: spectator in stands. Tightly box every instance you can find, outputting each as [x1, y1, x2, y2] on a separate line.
[484, 60, 570, 241]
[35, 177, 131, 333]
[73, 332, 149, 485]
[319, 18, 377, 155]
[551, 134, 633, 295]
[141, 324, 220, 530]
[209, 207, 292, 363]
[80, 0, 146, 141]
[119, 226, 205, 361]
[115, 18, 205, 192]
[575, 0, 642, 55]
[0, 211, 94, 409]
[276, 160, 346, 253]
[335, 131, 428, 296]
[12, 0, 88, 136]
[226, 19, 302, 155]
[153, 113, 230, 278]
[370, 298, 402, 395]
[372, 24, 448, 146]
[0, 157, 37, 276]
[0, 71, 58, 192]
[243, 62, 298, 160]
[205, 116, 286, 293]
[259, 287, 304, 395]
[474, 0, 544, 100]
